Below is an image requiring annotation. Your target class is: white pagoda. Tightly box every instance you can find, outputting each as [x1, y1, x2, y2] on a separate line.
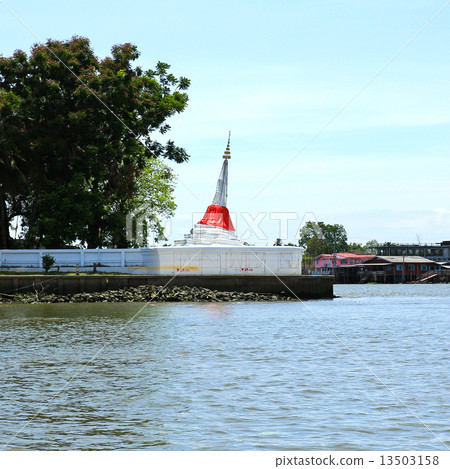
[174, 133, 242, 246]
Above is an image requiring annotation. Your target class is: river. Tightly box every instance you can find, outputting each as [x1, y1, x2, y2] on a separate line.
[0, 284, 448, 450]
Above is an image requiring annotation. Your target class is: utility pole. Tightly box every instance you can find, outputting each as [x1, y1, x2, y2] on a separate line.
[332, 234, 337, 279]
[402, 247, 406, 283]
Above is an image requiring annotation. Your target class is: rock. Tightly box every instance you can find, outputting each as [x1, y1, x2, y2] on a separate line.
[0, 283, 294, 304]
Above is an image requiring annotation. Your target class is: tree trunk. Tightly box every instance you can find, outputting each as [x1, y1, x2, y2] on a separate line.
[0, 193, 10, 249]
[23, 191, 41, 248]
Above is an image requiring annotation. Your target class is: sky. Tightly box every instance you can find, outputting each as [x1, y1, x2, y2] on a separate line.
[1, 0, 449, 246]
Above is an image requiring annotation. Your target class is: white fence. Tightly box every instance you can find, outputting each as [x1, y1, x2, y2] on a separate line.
[0, 247, 304, 276]
[0, 249, 143, 270]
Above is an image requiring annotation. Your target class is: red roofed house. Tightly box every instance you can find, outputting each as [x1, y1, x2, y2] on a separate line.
[314, 253, 375, 274]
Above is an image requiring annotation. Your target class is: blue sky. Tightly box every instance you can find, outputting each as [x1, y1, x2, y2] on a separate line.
[1, 0, 449, 246]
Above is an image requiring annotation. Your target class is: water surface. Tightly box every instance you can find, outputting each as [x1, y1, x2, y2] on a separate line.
[0, 284, 449, 450]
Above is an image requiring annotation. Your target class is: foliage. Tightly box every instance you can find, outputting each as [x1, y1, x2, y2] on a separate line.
[41, 254, 55, 272]
[362, 239, 379, 254]
[347, 242, 364, 252]
[0, 36, 189, 248]
[127, 158, 177, 246]
[302, 256, 315, 271]
[298, 221, 348, 258]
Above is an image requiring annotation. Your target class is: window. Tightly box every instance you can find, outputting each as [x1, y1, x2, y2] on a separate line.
[421, 265, 427, 271]
[396, 265, 403, 271]
[409, 265, 415, 271]
[387, 266, 392, 271]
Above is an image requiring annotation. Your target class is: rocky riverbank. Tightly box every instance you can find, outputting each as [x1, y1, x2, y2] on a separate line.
[0, 284, 296, 304]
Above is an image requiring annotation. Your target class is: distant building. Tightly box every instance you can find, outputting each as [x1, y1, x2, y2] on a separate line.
[375, 241, 450, 262]
[336, 255, 449, 284]
[314, 253, 375, 274]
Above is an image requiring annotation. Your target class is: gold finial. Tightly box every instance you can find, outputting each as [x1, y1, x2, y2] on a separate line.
[223, 131, 231, 159]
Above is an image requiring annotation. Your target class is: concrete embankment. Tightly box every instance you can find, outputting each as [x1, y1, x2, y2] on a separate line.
[0, 274, 334, 301]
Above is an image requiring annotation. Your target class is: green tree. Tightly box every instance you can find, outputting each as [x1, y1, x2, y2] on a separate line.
[41, 254, 55, 273]
[0, 90, 28, 248]
[0, 36, 189, 248]
[127, 158, 177, 246]
[298, 221, 348, 257]
[347, 242, 363, 252]
[362, 239, 379, 254]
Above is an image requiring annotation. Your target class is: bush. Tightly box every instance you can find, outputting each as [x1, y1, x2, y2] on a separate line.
[42, 254, 56, 273]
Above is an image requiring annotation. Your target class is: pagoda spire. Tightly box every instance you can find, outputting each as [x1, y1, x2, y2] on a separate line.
[197, 133, 235, 231]
[212, 132, 231, 207]
[222, 131, 231, 159]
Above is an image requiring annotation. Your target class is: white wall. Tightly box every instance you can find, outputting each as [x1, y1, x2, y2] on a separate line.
[0, 247, 303, 276]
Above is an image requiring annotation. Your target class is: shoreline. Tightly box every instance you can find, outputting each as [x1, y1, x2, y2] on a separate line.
[0, 284, 296, 304]
[0, 274, 334, 300]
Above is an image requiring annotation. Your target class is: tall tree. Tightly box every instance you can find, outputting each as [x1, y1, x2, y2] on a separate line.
[0, 37, 189, 248]
[298, 221, 348, 257]
[127, 158, 177, 246]
[0, 90, 27, 248]
[363, 239, 379, 254]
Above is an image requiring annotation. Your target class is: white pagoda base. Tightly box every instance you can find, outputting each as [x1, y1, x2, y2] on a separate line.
[174, 223, 242, 246]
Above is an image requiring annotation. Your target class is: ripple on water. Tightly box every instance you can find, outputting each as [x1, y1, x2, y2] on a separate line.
[0, 286, 449, 450]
